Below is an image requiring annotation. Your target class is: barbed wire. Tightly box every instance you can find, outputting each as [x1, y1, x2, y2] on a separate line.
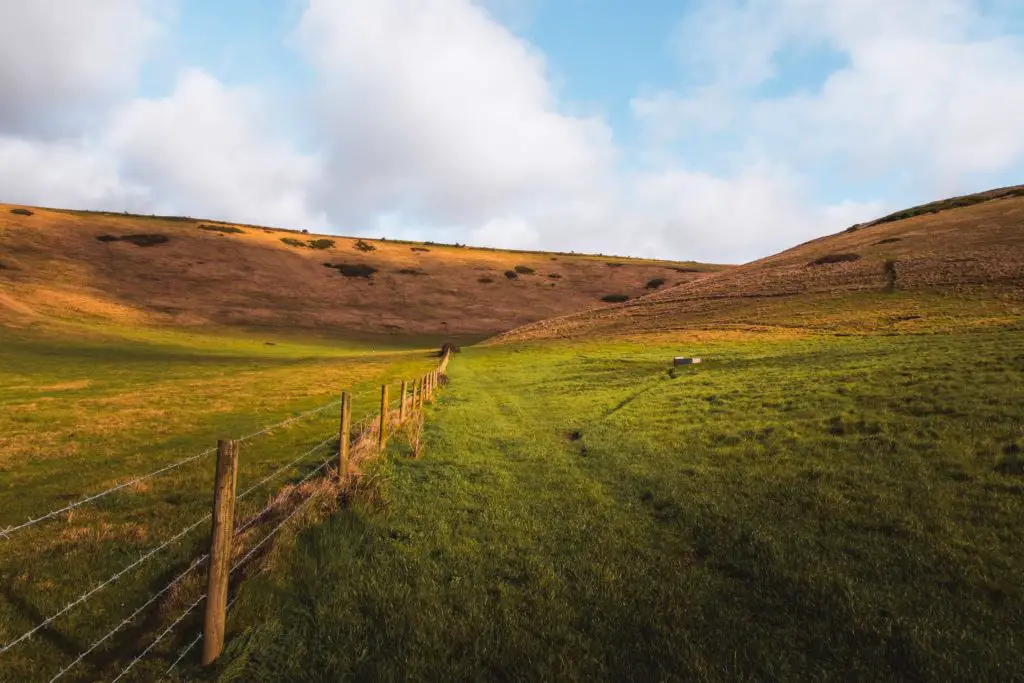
[47, 551, 211, 682]
[109, 591, 207, 683]
[0, 396, 347, 540]
[236, 432, 337, 502]
[0, 512, 210, 656]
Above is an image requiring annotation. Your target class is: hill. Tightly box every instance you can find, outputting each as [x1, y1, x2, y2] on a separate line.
[493, 185, 1024, 342]
[0, 204, 728, 341]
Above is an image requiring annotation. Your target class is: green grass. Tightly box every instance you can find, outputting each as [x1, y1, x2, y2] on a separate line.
[0, 327, 440, 682]
[214, 329, 1024, 682]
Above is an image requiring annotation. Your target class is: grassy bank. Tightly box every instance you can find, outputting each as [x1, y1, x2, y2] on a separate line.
[0, 326, 439, 682]
[216, 329, 1024, 682]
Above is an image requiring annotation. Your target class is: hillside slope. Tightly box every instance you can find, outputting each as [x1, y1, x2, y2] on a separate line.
[493, 186, 1024, 342]
[0, 205, 727, 339]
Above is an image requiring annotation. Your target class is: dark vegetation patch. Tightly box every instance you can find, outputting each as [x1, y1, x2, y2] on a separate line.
[354, 240, 376, 252]
[869, 185, 1024, 226]
[606, 262, 624, 268]
[669, 266, 702, 273]
[398, 268, 427, 276]
[281, 237, 306, 248]
[646, 277, 666, 289]
[308, 238, 335, 250]
[568, 430, 582, 441]
[9, 208, 33, 216]
[884, 259, 898, 292]
[845, 223, 862, 232]
[810, 253, 861, 266]
[874, 237, 902, 245]
[547, 273, 562, 279]
[198, 224, 244, 234]
[504, 271, 518, 280]
[995, 444, 1023, 476]
[601, 294, 629, 303]
[325, 263, 377, 278]
[514, 265, 535, 275]
[411, 247, 430, 252]
[478, 277, 495, 283]
[95, 234, 169, 247]
[439, 342, 460, 356]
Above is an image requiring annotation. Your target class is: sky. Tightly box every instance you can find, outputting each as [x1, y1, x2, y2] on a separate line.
[1, 0, 1023, 264]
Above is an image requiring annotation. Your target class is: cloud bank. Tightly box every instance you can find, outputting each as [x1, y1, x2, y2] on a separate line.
[1, 0, 1022, 263]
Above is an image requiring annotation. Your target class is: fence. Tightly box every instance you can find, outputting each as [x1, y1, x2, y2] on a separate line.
[0, 350, 452, 681]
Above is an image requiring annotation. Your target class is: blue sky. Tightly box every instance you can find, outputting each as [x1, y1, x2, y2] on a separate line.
[2, 0, 1023, 263]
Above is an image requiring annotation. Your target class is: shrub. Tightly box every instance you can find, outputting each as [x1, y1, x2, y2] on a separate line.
[9, 208, 33, 216]
[646, 277, 666, 289]
[411, 247, 430, 252]
[874, 237, 901, 245]
[514, 265, 535, 275]
[198, 224, 244, 234]
[398, 268, 427, 276]
[96, 234, 120, 242]
[301, 229, 309, 234]
[606, 262, 624, 268]
[281, 237, 305, 248]
[307, 238, 335, 250]
[478, 277, 494, 283]
[329, 263, 377, 278]
[547, 273, 562, 279]
[504, 270, 518, 280]
[354, 239, 376, 252]
[884, 259, 898, 292]
[120, 234, 169, 247]
[601, 294, 629, 303]
[810, 253, 861, 266]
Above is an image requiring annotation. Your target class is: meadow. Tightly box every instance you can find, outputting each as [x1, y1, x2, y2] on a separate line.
[213, 328, 1024, 682]
[0, 324, 441, 682]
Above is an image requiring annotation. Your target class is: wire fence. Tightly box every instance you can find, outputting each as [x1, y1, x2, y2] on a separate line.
[0, 353, 452, 682]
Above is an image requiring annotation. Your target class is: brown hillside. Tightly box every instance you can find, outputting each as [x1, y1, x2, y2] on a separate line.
[493, 186, 1024, 342]
[0, 205, 727, 339]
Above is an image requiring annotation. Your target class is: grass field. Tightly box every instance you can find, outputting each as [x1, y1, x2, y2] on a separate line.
[0, 325, 441, 682]
[212, 328, 1024, 682]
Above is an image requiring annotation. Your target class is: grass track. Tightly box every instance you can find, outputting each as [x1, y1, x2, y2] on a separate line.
[217, 329, 1024, 682]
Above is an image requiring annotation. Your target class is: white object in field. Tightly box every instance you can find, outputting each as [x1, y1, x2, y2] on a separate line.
[673, 357, 702, 366]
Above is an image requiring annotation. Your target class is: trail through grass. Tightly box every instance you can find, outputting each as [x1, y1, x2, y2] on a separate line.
[218, 330, 1024, 682]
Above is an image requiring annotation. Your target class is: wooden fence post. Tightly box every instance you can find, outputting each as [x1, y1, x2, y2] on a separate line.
[339, 391, 351, 478]
[378, 384, 389, 450]
[203, 439, 239, 666]
[400, 380, 408, 422]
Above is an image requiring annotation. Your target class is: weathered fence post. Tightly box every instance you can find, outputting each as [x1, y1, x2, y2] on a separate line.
[400, 380, 409, 422]
[203, 439, 239, 666]
[378, 384, 389, 450]
[339, 391, 351, 478]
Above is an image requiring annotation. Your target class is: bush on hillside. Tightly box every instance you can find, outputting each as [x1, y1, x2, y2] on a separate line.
[121, 234, 170, 247]
[198, 224, 244, 234]
[96, 234, 120, 242]
[514, 265, 535, 275]
[810, 253, 861, 266]
[354, 239, 376, 252]
[281, 237, 305, 248]
[329, 263, 377, 278]
[874, 237, 901, 245]
[547, 273, 562, 279]
[504, 270, 518, 280]
[308, 238, 335, 250]
[601, 294, 629, 303]
[606, 262, 624, 268]
[9, 208, 33, 216]
[646, 277, 666, 289]
[411, 246, 430, 252]
[398, 268, 427, 276]
[478, 277, 494, 283]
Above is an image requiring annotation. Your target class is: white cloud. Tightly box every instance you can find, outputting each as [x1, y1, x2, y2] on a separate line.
[634, 0, 1024, 189]
[107, 69, 326, 229]
[296, 0, 613, 226]
[0, 0, 160, 135]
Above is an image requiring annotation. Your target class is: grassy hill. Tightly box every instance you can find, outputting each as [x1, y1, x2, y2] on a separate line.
[0, 204, 726, 342]
[493, 185, 1024, 342]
